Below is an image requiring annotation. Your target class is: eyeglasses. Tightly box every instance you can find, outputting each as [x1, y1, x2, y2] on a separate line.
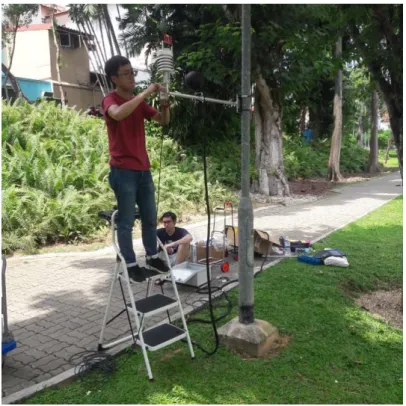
[118, 69, 138, 78]
[163, 220, 173, 224]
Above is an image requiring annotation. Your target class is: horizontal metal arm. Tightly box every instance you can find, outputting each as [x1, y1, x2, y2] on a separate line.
[168, 91, 238, 107]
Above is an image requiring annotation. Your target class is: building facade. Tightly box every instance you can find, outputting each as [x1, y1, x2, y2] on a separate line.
[2, 9, 105, 111]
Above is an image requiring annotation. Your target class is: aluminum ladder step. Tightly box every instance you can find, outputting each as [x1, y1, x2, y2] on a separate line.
[127, 294, 177, 317]
[136, 323, 186, 351]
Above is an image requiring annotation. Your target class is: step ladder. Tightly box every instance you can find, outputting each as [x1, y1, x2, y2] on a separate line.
[97, 210, 195, 380]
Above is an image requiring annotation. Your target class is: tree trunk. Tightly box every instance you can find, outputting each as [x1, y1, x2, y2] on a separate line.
[89, 18, 108, 67]
[328, 37, 343, 182]
[385, 135, 393, 164]
[51, 11, 65, 107]
[254, 73, 290, 197]
[81, 20, 109, 91]
[83, 19, 108, 79]
[101, 5, 118, 56]
[356, 116, 364, 147]
[309, 104, 321, 139]
[1, 63, 27, 100]
[367, 89, 380, 173]
[98, 14, 108, 62]
[379, 90, 403, 178]
[389, 105, 403, 179]
[86, 18, 106, 65]
[79, 29, 106, 96]
[298, 104, 306, 137]
[368, 64, 402, 180]
[104, 5, 121, 55]
[4, 22, 19, 101]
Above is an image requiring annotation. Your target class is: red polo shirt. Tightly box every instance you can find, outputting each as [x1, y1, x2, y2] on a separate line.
[102, 91, 158, 170]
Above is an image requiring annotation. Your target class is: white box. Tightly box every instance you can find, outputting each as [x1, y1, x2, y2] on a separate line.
[167, 262, 211, 287]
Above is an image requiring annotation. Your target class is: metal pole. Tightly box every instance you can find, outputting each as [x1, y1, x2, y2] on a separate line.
[168, 91, 237, 107]
[238, 4, 254, 324]
[2, 255, 14, 343]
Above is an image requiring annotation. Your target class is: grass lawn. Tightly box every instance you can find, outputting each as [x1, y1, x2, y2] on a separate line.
[26, 197, 403, 404]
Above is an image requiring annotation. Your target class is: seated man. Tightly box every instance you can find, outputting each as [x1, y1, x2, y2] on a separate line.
[157, 211, 193, 267]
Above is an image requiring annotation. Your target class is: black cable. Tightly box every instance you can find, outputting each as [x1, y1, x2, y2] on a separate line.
[182, 276, 237, 310]
[181, 101, 235, 356]
[153, 99, 235, 356]
[69, 346, 137, 384]
[199, 98, 220, 356]
[156, 126, 165, 217]
[254, 251, 270, 279]
[196, 278, 239, 294]
[254, 232, 271, 278]
[69, 351, 116, 381]
[187, 290, 233, 325]
[151, 97, 223, 357]
[181, 278, 237, 355]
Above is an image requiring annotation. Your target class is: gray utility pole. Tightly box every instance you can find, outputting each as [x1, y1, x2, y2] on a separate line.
[238, 4, 254, 324]
[218, 5, 280, 357]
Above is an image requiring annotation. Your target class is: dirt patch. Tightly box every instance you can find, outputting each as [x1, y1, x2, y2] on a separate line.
[159, 347, 183, 361]
[289, 179, 333, 196]
[237, 335, 291, 360]
[262, 335, 291, 359]
[356, 288, 403, 330]
[288, 169, 400, 197]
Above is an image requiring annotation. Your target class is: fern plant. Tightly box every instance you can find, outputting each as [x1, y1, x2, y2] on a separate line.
[2, 101, 238, 253]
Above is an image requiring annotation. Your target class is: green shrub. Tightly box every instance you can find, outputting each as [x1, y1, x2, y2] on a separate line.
[282, 135, 369, 179]
[340, 135, 370, 172]
[2, 101, 236, 253]
[2, 101, 115, 252]
[378, 129, 392, 149]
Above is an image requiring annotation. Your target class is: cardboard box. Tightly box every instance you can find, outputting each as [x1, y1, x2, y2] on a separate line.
[225, 226, 239, 247]
[253, 229, 282, 255]
[189, 244, 224, 264]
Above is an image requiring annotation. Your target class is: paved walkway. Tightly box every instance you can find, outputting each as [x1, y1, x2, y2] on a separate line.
[2, 172, 402, 400]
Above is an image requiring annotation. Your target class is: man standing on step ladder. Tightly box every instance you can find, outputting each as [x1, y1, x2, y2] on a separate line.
[102, 55, 171, 283]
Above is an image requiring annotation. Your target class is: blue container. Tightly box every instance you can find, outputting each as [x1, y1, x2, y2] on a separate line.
[2, 340, 17, 355]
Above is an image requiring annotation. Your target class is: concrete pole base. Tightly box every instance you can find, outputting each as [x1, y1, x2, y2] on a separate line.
[217, 317, 280, 358]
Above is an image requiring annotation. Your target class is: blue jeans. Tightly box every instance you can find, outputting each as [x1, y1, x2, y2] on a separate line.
[108, 166, 158, 264]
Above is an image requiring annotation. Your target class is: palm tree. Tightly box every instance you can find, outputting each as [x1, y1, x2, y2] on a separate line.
[69, 4, 110, 92]
[102, 5, 120, 56]
[51, 6, 66, 107]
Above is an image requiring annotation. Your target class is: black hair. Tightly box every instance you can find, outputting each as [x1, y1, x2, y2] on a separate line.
[160, 211, 177, 223]
[104, 55, 132, 82]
